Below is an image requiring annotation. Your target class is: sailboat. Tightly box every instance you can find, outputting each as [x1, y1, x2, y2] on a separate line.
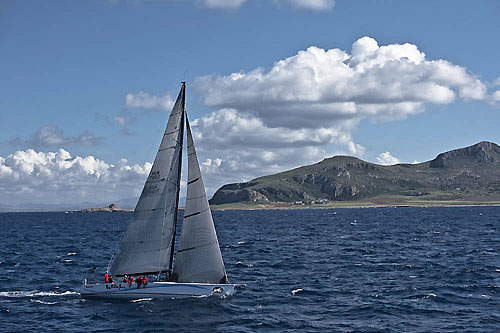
[80, 82, 237, 299]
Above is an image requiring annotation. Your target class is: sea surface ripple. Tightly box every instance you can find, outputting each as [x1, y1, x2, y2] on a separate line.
[0, 206, 499, 332]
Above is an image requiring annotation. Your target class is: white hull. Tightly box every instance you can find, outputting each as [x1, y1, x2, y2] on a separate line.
[79, 281, 236, 299]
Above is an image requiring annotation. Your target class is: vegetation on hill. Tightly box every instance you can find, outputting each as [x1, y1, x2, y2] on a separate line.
[210, 141, 500, 207]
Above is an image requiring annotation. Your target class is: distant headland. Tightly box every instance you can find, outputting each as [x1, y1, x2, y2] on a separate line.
[209, 141, 500, 210]
[72, 204, 132, 213]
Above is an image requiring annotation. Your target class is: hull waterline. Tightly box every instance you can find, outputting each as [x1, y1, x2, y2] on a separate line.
[79, 281, 237, 299]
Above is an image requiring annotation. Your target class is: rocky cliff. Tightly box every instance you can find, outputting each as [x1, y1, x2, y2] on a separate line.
[210, 141, 500, 205]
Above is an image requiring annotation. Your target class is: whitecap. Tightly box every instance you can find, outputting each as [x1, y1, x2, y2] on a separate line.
[292, 288, 303, 295]
[424, 293, 437, 298]
[130, 298, 153, 303]
[62, 259, 73, 263]
[237, 241, 247, 245]
[67, 252, 77, 256]
[31, 299, 58, 305]
[14, 263, 20, 267]
[236, 261, 253, 267]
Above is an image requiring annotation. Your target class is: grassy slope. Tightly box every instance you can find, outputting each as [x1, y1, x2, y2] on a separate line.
[210, 141, 500, 208]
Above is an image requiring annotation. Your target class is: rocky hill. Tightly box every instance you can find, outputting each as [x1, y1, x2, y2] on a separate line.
[73, 203, 131, 213]
[209, 141, 500, 206]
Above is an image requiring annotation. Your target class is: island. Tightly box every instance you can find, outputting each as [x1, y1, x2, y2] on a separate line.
[73, 203, 132, 213]
[209, 141, 500, 209]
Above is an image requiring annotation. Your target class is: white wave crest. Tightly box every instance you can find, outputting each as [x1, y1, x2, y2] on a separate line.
[30, 299, 58, 305]
[0, 290, 78, 298]
[130, 298, 153, 303]
[292, 288, 303, 295]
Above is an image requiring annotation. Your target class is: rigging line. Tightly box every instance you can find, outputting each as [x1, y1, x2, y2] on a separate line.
[168, 82, 186, 277]
[154, 85, 185, 280]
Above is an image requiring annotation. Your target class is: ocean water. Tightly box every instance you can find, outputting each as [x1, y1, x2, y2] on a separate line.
[0, 206, 499, 332]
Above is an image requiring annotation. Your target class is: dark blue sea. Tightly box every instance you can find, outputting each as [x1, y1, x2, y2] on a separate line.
[1, 207, 499, 332]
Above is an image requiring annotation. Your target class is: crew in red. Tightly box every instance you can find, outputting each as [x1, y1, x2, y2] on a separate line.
[104, 272, 109, 283]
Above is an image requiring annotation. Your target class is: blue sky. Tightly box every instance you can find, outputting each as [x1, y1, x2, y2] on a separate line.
[1, 0, 500, 207]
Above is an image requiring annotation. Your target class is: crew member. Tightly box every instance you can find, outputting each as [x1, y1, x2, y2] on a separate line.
[104, 272, 109, 283]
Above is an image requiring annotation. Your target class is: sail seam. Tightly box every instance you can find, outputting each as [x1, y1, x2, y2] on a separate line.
[186, 194, 206, 200]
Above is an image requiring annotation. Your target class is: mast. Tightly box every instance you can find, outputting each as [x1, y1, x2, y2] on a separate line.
[172, 114, 227, 284]
[168, 81, 186, 278]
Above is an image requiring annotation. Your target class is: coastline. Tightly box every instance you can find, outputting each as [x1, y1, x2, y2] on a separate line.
[210, 199, 500, 211]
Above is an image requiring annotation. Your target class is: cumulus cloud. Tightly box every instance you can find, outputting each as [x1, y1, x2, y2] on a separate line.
[115, 37, 494, 195]
[492, 90, 500, 102]
[197, 0, 245, 9]
[0, 148, 152, 206]
[10, 124, 101, 148]
[196, 36, 487, 125]
[274, 0, 335, 11]
[183, 36, 494, 191]
[125, 91, 175, 111]
[376, 151, 400, 165]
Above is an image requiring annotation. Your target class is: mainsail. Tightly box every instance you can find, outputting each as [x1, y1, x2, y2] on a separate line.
[173, 116, 227, 284]
[109, 84, 185, 276]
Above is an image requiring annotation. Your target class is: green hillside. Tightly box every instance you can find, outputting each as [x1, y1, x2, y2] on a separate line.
[209, 141, 500, 207]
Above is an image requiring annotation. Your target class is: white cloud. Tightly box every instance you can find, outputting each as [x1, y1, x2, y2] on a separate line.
[188, 108, 360, 194]
[0, 148, 152, 206]
[274, 0, 335, 11]
[114, 37, 496, 196]
[10, 124, 101, 147]
[198, 0, 245, 9]
[492, 90, 500, 102]
[187, 36, 493, 190]
[376, 151, 400, 165]
[114, 115, 126, 126]
[196, 36, 488, 125]
[125, 91, 175, 111]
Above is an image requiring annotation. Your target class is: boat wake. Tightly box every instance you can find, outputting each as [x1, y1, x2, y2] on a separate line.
[0, 290, 78, 298]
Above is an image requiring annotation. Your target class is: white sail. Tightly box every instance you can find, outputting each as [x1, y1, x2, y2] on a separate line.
[109, 84, 185, 276]
[173, 116, 227, 284]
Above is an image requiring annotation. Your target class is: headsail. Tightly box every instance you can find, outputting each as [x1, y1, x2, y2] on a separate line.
[109, 84, 185, 276]
[173, 115, 227, 284]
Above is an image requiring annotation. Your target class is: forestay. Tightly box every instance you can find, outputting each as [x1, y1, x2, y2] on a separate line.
[109, 85, 185, 276]
[173, 117, 227, 283]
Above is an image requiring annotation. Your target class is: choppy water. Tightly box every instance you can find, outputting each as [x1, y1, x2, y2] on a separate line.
[0, 206, 499, 332]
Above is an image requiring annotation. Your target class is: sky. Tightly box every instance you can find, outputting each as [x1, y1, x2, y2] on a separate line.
[1, 0, 500, 208]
